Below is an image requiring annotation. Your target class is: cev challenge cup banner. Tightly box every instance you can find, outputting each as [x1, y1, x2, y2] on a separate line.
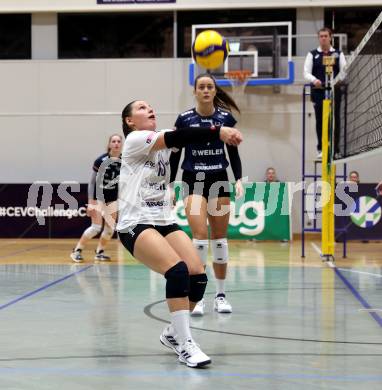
[173, 182, 292, 240]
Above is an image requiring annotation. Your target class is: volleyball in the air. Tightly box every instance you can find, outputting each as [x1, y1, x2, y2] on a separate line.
[192, 30, 229, 70]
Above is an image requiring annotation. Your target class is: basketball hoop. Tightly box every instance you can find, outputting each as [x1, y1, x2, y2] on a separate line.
[224, 70, 252, 107]
[225, 70, 252, 84]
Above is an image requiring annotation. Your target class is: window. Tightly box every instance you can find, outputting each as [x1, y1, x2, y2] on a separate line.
[325, 7, 381, 52]
[58, 12, 173, 59]
[0, 14, 31, 59]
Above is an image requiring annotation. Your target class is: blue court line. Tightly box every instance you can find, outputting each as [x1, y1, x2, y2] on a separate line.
[0, 265, 93, 311]
[333, 266, 382, 328]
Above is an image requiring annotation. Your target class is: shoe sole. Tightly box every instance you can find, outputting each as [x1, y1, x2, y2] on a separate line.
[190, 311, 204, 317]
[214, 306, 232, 313]
[159, 335, 180, 356]
[178, 356, 211, 368]
[70, 254, 83, 263]
[94, 254, 111, 261]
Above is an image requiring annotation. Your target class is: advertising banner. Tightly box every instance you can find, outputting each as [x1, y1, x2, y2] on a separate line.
[0, 182, 291, 239]
[0, 183, 88, 238]
[335, 183, 382, 241]
[173, 182, 291, 240]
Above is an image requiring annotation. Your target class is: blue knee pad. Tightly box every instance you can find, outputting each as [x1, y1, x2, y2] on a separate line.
[164, 261, 190, 299]
[188, 273, 208, 303]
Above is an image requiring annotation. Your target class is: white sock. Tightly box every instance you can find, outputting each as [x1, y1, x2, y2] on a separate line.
[171, 310, 192, 343]
[215, 278, 225, 296]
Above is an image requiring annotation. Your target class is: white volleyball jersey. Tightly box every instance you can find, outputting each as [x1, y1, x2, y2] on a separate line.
[116, 129, 176, 232]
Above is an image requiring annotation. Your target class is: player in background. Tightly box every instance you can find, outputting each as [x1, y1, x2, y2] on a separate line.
[170, 73, 244, 316]
[71, 134, 122, 263]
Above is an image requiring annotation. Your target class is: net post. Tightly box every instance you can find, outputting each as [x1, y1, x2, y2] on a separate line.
[321, 54, 336, 261]
[321, 98, 335, 260]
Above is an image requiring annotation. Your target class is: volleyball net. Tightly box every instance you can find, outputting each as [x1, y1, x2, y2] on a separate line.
[334, 11, 382, 162]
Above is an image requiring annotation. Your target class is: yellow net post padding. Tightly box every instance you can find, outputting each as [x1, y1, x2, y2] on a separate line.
[321, 98, 336, 260]
[321, 55, 336, 261]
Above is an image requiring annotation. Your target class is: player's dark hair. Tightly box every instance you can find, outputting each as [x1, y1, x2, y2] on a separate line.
[194, 73, 240, 114]
[121, 100, 137, 137]
[318, 27, 333, 37]
[107, 133, 123, 153]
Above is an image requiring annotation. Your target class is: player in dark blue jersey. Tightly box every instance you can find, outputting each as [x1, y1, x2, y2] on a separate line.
[170, 73, 244, 315]
[71, 134, 122, 263]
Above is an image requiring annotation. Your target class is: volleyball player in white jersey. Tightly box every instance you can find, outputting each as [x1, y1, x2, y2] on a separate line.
[71, 134, 122, 263]
[170, 73, 244, 315]
[117, 100, 242, 368]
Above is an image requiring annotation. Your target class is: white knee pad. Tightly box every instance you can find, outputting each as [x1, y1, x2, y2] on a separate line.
[101, 225, 114, 240]
[211, 238, 228, 264]
[83, 224, 102, 239]
[193, 239, 209, 266]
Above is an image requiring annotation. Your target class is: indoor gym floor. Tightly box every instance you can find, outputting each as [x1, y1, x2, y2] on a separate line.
[0, 238, 381, 389]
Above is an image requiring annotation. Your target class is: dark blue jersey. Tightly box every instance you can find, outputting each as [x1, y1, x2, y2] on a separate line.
[92, 153, 121, 202]
[174, 108, 237, 173]
[311, 48, 341, 84]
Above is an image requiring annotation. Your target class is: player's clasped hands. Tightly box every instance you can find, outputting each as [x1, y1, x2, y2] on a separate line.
[220, 126, 243, 146]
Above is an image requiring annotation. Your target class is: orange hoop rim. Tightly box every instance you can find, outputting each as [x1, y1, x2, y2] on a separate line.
[224, 70, 252, 83]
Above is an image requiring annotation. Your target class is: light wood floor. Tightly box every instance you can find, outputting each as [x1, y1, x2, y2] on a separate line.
[1, 238, 381, 268]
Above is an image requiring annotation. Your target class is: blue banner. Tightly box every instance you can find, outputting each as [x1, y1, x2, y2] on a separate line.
[335, 183, 382, 241]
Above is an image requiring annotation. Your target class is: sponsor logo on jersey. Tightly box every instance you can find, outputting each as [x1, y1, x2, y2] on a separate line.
[217, 109, 228, 116]
[147, 182, 166, 191]
[146, 132, 156, 144]
[144, 161, 155, 168]
[180, 110, 193, 117]
[194, 164, 223, 170]
[192, 148, 224, 157]
[144, 200, 169, 207]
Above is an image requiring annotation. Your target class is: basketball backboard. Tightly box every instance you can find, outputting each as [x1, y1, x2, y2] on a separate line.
[189, 21, 294, 87]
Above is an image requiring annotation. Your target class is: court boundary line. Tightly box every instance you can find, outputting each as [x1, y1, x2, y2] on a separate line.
[310, 242, 382, 327]
[144, 296, 382, 345]
[0, 265, 93, 311]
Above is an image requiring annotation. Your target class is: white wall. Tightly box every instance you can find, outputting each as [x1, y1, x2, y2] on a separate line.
[1, 57, 381, 232]
[31, 13, 58, 59]
[0, 0, 378, 13]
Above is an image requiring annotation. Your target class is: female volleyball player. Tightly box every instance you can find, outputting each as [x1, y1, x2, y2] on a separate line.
[170, 73, 244, 316]
[71, 134, 122, 263]
[117, 100, 242, 368]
